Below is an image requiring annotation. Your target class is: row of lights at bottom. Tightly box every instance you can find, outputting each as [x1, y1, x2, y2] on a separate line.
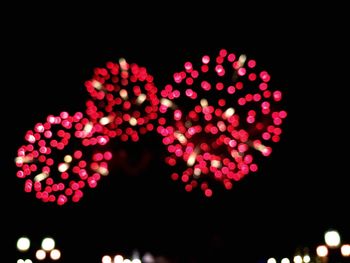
[17, 236, 61, 262]
[102, 251, 156, 263]
[265, 230, 350, 263]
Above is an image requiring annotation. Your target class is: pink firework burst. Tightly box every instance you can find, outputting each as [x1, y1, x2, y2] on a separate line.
[157, 48, 287, 197]
[14, 111, 112, 205]
[84, 58, 159, 142]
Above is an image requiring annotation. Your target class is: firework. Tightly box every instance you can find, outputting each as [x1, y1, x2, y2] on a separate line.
[15, 111, 112, 205]
[157, 48, 287, 196]
[84, 58, 159, 142]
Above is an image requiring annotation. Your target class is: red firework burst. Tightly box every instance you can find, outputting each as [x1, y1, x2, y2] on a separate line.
[84, 58, 159, 142]
[157, 48, 287, 197]
[15, 111, 112, 205]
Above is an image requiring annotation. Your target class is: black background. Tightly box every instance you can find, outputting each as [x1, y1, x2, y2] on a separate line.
[1, 11, 349, 262]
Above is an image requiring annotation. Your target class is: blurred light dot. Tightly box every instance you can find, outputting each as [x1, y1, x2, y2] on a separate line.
[341, 244, 350, 257]
[36, 249, 46, 260]
[17, 237, 30, 251]
[324, 230, 341, 247]
[293, 255, 302, 263]
[281, 258, 290, 263]
[316, 245, 328, 257]
[102, 255, 112, 263]
[303, 255, 310, 263]
[114, 255, 124, 263]
[267, 258, 277, 263]
[50, 249, 61, 260]
[41, 237, 55, 251]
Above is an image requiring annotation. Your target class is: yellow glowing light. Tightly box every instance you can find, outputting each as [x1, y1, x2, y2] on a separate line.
[174, 131, 187, 144]
[119, 58, 128, 71]
[17, 237, 30, 252]
[211, 160, 221, 168]
[136, 94, 147, 105]
[187, 152, 197, 167]
[64, 155, 72, 163]
[15, 156, 33, 165]
[58, 163, 69, 173]
[129, 117, 137, 126]
[293, 255, 302, 263]
[200, 98, 208, 107]
[95, 166, 109, 176]
[223, 108, 235, 118]
[325, 230, 341, 247]
[100, 116, 113, 126]
[303, 255, 310, 263]
[238, 54, 247, 67]
[83, 123, 93, 134]
[34, 172, 49, 182]
[92, 80, 103, 90]
[230, 150, 240, 158]
[281, 258, 290, 263]
[120, 89, 128, 100]
[194, 168, 201, 177]
[160, 98, 174, 108]
[253, 143, 267, 153]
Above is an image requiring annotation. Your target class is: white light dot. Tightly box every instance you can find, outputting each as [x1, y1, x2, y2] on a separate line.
[267, 258, 277, 263]
[41, 237, 55, 251]
[36, 249, 46, 260]
[114, 255, 123, 263]
[341, 244, 350, 257]
[303, 255, 310, 263]
[102, 255, 112, 263]
[50, 249, 61, 260]
[281, 258, 290, 263]
[17, 237, 30, 252]
[293, 255, 302, 263]
[324, 230, 341, 247]
[316, 245, 328, 257]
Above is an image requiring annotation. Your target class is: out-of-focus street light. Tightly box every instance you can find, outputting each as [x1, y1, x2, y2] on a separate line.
[316, 229, 349, 262]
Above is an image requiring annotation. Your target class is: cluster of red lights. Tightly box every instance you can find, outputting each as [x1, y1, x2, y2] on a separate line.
[157, 49, 287, 196]
[15, 112, 112, 205]
[84, 58, 159, 142]
[15, 49, 287, 204]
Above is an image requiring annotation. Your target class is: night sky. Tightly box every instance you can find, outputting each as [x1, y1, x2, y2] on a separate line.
[2, 22, 349, 262]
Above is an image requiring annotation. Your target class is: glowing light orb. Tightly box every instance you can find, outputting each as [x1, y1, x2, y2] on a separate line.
[157, 48, 287, 196]
[84, 58, 159, 142]
[15, 111, 112, 205]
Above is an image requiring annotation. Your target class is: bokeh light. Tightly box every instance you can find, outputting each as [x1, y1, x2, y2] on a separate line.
[157, 48, 287, 196]
[15, 111, 112, 205]
[84, 58, 159, 142]
[324, 230, 341, 247]
[16, 237, 30, 252]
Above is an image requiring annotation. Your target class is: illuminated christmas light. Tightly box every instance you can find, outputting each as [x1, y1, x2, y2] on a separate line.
[84, 58, 159, 142]
[15, 111, 112, 205]
[157, 48, 287, 196]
